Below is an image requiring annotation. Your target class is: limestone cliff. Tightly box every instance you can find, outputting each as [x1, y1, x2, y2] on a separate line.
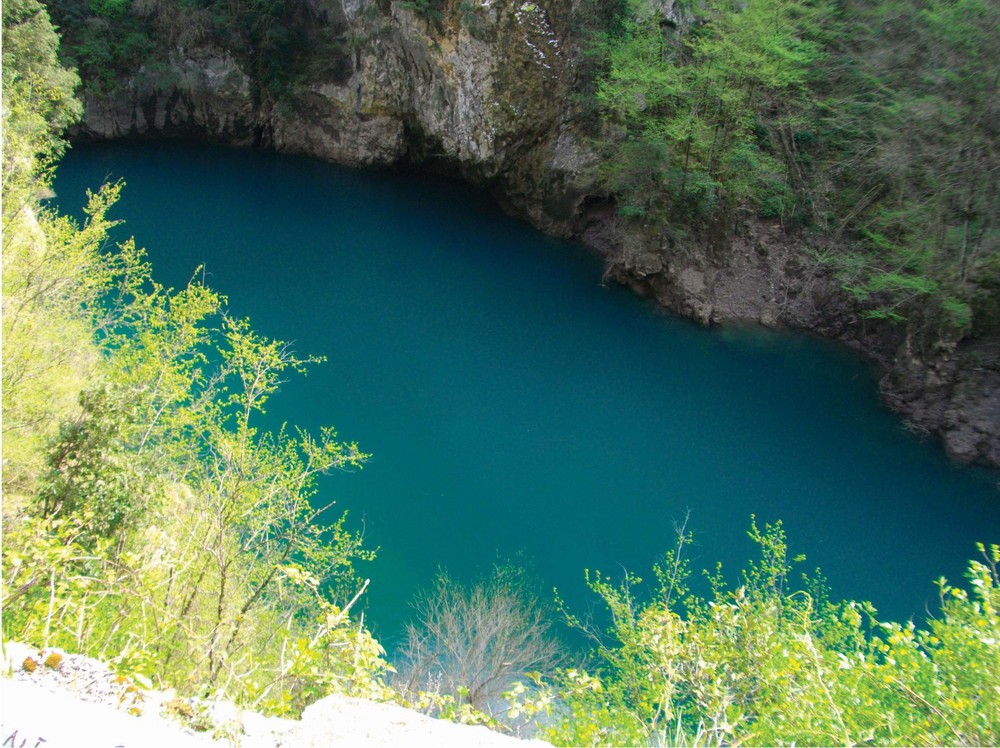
[75, 0, 595, 236]
[69, 0, 1000, 468]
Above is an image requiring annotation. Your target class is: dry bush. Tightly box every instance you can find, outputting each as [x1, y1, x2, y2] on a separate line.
[393, 563, 565, 720]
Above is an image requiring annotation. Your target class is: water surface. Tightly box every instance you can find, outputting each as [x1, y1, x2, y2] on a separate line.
[54, 141, 1000, 645]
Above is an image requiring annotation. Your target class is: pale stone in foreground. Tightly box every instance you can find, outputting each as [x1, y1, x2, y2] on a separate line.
[1, 679, 217, 748]
[291, 694, 552, 747]
[1, 643, 551, 748]
[1, 679, 551, 748]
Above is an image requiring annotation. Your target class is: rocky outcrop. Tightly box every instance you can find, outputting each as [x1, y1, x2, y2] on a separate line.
[942, 367, 1000, 466]
[2, 642, 551, 748]
[579, 209, 1000, 466]
[595, 219, 840, 330]
[75, 0, 595, 236]
[81, 48, 257, 144]
[879, 339, 1000, 465]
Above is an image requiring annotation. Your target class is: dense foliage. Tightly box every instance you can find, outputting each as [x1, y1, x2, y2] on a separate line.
[42, 0, 353, 97]
[592, 0, 999, 335]
[593, 0, 828, 226]
[1, 1, 387, 711]
[509, 520, 1000, 746]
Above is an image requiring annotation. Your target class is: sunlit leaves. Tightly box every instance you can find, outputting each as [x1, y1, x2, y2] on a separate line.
[594, 0, 830, 223]
[537, 523, 1000, 746]
[1, 0, 81, 214]
[2, 7, 376, 699]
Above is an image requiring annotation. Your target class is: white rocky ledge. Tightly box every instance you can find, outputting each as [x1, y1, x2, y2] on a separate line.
[1, 644, 551, 748]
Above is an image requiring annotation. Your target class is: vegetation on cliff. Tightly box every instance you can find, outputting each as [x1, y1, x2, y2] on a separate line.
[43, 0, 352, 97]
[591, 0, 999, 340]
[38, 0, 1000, 400]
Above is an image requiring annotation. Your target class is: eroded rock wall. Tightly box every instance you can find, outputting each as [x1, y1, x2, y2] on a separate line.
[578, 208, 1000, 467]
[76, 0, 596, 235]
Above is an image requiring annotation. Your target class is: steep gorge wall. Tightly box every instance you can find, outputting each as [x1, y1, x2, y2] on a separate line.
[76, 0, 594, 236]
[70, 0, 1000, 468]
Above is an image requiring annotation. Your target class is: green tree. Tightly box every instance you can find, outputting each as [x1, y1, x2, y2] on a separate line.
[2, 2, 380, 700]
[2, 0, 91, 497]
[816, 0, 999, 331]
[4, 256, 375, 692]
[1, 187, 139, 498]
[523, 522, 1000, 746]
[1, 0, 82, 212]
[594, 0, 830, 224]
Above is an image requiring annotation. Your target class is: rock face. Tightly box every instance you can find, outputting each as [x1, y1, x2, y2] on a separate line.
[76, 0, 595, 237]
[82, 48, 257, 144]
[881, 339, 1000, 465]
[72, 0, 1000, 467]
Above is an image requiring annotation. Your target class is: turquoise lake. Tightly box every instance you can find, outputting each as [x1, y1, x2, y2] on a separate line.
[54, 140, 1000, 646]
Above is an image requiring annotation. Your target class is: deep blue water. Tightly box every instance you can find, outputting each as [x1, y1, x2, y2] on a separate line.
[54, 140, 1000, 646]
